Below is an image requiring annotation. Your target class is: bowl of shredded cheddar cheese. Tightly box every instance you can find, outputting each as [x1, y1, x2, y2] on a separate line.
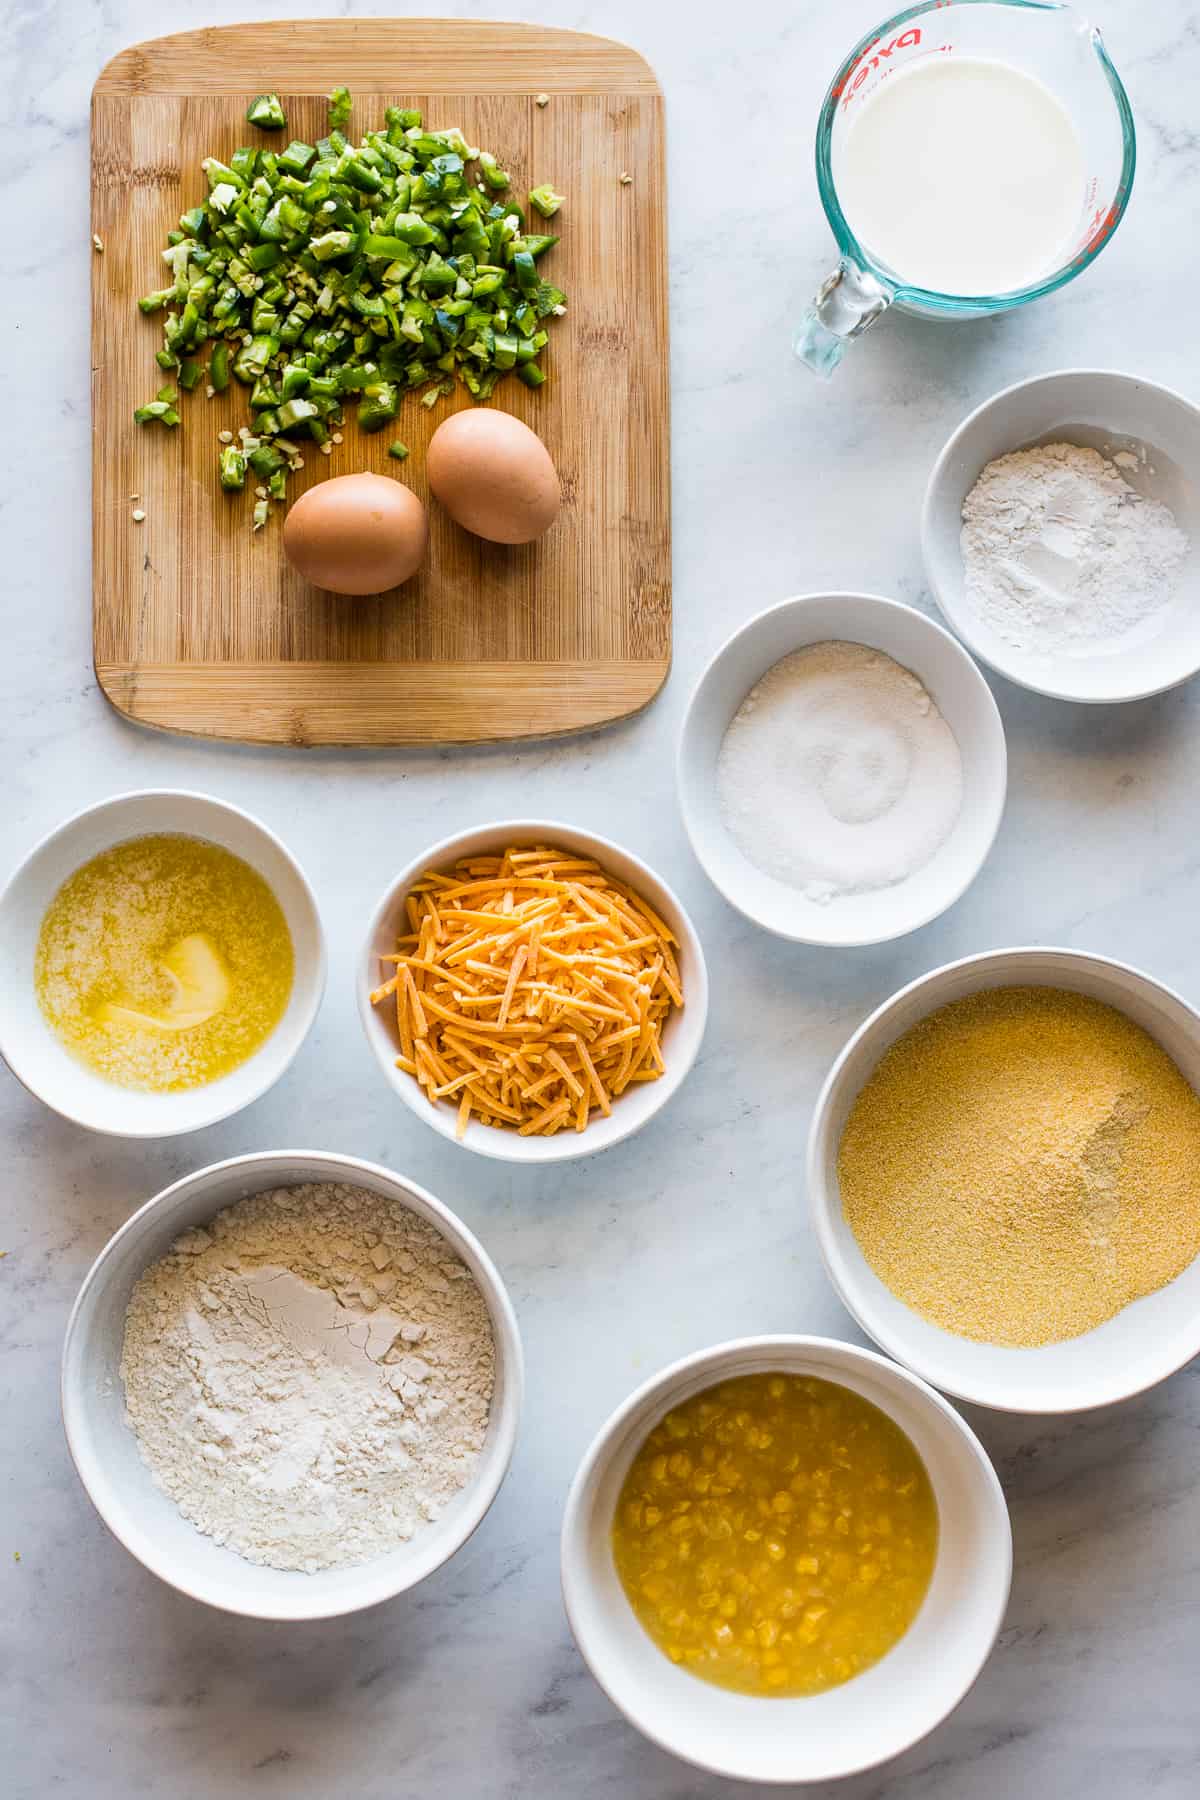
[357, 822, 708, 1162]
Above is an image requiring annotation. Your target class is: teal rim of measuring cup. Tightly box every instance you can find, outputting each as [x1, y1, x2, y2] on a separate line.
[815, 0, 1137, 316]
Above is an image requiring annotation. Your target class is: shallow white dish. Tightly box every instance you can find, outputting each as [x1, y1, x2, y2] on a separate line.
[809, 946, 1200, 1413]
[62, 1149, 523, 1620]
[922, 369, 1200, 703]
[0, 790, 325, 1137]
[561, 1334, 1011, 1785]
[357, 820, 708, 1163]
[677, 593, 1006, 946]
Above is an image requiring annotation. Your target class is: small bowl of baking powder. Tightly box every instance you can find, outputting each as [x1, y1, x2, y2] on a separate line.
[678, 593, 1006, 946]
[923, 369, 1200, 703]
[62, 1149, 522, 1619]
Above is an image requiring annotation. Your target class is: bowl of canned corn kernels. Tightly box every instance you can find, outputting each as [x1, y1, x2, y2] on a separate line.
[560, 1334, 1011, 1785]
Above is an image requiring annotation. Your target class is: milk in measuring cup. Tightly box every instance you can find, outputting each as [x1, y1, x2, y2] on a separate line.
[838, 57, 1085, 297]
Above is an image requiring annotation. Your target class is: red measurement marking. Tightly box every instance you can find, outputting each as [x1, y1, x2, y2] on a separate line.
[833, 26, 923, 106]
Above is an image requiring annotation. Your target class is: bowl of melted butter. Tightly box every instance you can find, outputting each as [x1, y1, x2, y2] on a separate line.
[562, 1336, 1010, 1784]
[0, 790, 324, 1136]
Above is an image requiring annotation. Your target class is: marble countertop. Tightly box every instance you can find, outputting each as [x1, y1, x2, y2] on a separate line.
[5, 0, 1200, 1794]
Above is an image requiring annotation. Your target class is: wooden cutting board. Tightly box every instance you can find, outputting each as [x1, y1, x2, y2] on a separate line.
[91, 20, 669, 746]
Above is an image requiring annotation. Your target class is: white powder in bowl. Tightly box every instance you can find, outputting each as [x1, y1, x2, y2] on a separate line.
[960, 441, 1189, 655]
[716, 641, 963, 903]
[120, 1181, 495, 1574]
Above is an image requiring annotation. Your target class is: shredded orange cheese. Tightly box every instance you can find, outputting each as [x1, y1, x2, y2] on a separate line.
[371, 846, 684, 1138]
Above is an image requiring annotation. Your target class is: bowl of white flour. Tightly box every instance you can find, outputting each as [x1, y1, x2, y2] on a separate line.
[61, 1150, 522, 1618]
[923, 370, 1200, 703]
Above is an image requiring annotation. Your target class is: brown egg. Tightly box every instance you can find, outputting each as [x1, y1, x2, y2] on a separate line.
[282, 472, 428, 594]
[427, 409, 560, 545]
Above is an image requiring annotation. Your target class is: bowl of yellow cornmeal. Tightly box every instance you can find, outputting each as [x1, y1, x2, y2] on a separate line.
[809, 946, 1200, 1412]
[561, 1335, 1010, 1784]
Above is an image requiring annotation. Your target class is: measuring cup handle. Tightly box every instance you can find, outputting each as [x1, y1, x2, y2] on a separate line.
[794, 258, 894, 377]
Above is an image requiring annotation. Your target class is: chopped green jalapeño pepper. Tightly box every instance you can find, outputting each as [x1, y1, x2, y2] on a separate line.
[528, 185, 564, 218]
[247, 94, 287, 132]
[133, 81, 567, 523]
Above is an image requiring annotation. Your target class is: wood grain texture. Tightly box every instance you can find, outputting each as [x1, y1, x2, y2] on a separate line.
[92, 21, 670, 746]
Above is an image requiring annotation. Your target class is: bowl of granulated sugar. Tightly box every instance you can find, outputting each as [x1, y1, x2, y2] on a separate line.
[678, 592, 1006, 946]
[923, 369, 1200, 703]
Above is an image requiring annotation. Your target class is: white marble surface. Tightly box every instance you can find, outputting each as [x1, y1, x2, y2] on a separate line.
[4, 0, 1200, 1794]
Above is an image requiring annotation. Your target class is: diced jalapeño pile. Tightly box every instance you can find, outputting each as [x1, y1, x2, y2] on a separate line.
[135, 88, 567, 519]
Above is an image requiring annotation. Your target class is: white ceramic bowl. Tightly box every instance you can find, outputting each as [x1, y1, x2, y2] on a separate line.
[358, 820, 708, 1163]
[0, 790, 325, 1137]
[62, 1149, 523, 1620]
[809, 946, 1200, 1413]
[562, 1335, 1011, 1785]
[678, 593, 1006, 946]
[923, 369, 1200, 703]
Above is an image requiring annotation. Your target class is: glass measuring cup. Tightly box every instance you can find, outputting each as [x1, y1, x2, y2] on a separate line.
[795, 0, 1135, 377]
